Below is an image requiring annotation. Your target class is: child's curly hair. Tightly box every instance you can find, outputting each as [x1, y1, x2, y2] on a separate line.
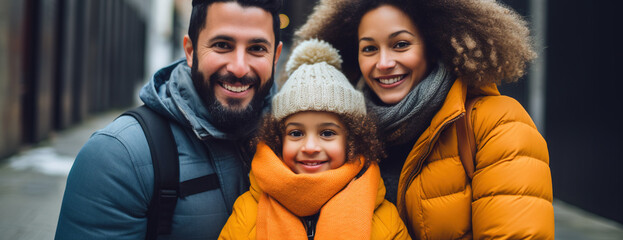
[290, 0, 536, 87]
[255, 112, 384, 165]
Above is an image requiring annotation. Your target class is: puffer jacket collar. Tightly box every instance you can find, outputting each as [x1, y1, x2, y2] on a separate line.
[139, 59, 276, 140]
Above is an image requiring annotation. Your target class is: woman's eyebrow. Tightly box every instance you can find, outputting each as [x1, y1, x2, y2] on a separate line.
[389, 30, 415, 39]
[359, 37, 374, 43]
[359, 30, 415, 43]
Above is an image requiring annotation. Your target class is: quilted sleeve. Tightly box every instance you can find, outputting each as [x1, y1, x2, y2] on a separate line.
[218, 191, 258, 240]
[371, 200, 412, 240]
[470, 96, 554, 240]
[55, 131, 150, 239]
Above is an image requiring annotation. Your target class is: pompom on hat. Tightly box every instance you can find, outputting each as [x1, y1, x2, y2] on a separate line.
[272, 39, 366, 121]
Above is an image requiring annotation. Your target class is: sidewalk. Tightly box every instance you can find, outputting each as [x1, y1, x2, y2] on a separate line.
[0, 109, 124, 240]
[1, 109, 623, 240]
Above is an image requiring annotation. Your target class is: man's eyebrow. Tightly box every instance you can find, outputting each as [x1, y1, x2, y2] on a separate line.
[249, 38, 270, 45]
[208, 36, 270, 46]
[209, 35, 235, 42]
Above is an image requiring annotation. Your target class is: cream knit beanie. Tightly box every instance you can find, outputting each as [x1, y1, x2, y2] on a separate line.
[272, 39, 366, 121]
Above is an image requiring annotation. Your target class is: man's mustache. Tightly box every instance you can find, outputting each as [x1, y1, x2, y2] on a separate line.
[210, 73, 259, 86]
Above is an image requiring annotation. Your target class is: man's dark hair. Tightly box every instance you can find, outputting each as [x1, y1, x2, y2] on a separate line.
[188, 0, 282, 53]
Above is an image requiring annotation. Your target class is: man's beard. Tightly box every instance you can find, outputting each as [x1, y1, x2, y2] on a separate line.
[191, 54, 273, 134]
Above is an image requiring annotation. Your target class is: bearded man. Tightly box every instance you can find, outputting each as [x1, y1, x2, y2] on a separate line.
[55, 0, 283, 239]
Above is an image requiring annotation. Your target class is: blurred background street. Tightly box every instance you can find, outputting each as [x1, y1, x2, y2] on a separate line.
[1, 0, 622, 239]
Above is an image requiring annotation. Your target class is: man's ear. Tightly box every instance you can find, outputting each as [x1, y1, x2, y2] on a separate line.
[274, 41, 283, 68]
[183, 35, 194, 67]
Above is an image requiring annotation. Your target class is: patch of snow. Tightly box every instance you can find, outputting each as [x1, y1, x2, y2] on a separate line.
[9, 147, 74, 176]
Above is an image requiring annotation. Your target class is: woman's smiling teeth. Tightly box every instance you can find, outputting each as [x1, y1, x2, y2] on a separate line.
[221, 82, 251, 93]
[377, 75, 406, 85]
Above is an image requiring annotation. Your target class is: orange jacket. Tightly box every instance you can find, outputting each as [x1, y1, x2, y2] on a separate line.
[396, 79, 554, 239]
[219, 145, 410, 240]
[219, 173, 410, 240]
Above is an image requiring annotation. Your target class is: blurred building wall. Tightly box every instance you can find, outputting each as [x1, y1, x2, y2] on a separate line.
[146, 0, 174, 79]
[0, 0, 25, 159]
[0, 0, 158, 158]
[545, 0, 622, 224]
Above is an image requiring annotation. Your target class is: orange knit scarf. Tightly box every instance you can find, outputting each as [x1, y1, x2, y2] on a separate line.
[252, 142, 380, 240]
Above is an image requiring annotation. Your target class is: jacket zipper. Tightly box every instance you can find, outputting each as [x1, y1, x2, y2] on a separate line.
[235, 141, 251, 172]
[399, 113, 464, 215]
[302, 213, 319, 240]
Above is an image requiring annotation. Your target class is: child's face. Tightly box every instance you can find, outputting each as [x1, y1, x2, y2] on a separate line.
[282, 111, 347, 174]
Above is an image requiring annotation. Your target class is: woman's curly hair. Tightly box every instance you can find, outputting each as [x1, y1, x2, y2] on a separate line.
[291, 0, 536, 87]
[255, 112, 385, 165]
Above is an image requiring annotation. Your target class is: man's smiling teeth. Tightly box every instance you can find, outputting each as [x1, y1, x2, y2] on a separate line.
[378, 76, 403, 85]
[222, 82, 251, 93]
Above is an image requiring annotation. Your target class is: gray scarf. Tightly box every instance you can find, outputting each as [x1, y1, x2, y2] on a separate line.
[365, 62, 455, 146]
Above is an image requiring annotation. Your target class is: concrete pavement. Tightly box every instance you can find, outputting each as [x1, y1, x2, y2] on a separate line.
[0, 109, 123, 240]
[1, 109, 622, 240]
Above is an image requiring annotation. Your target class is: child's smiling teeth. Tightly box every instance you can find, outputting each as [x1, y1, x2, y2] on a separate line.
[377, 75, 404, 85]
[222, 82, 251, 93]
[300, 161, 327, 166]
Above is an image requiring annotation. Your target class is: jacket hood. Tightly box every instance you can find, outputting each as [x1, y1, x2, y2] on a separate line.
[139, 59, 276, 140]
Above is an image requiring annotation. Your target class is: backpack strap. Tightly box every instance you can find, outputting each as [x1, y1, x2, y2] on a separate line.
[121, 105, 222, 239]
[179, 173, 220, 198]
[456, 97, 483, 180]
[121, 105, 179, 240]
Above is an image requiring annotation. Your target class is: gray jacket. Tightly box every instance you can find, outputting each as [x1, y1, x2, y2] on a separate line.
[55, 59, 275, 239]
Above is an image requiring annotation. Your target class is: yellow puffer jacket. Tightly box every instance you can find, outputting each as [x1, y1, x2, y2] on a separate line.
[397, 79, 554, 239]
[219, 169, 411, 240]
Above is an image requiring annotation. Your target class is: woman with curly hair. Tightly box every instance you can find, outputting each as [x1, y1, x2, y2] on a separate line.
[294, 0, 554, 239]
